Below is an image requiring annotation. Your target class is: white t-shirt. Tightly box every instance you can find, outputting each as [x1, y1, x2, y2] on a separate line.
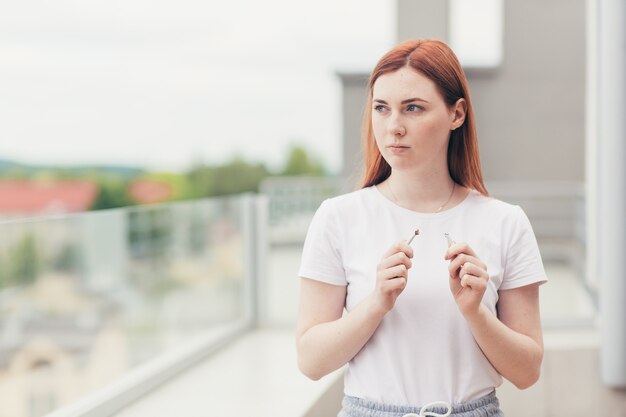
[298, 185, 547, 406]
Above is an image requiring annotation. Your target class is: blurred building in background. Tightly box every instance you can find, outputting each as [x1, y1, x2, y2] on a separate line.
[0, 181, 97, 220]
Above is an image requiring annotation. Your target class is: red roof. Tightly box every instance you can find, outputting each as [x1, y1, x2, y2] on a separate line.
[0, 181, 98, 215]
[129, 180, 173, 204]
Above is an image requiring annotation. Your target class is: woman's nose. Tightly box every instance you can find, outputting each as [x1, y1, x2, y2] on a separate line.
[389, 115, 406, 136]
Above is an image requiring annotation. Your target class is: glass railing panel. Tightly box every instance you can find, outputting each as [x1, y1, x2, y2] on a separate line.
[0, 195, 254, 417]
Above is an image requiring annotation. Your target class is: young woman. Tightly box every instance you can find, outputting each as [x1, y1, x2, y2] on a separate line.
[296, 39, 546, 417]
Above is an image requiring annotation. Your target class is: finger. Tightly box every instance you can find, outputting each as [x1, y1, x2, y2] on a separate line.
[451, 261, 482, 282]
[382, 240, 414, 260]
[459, 262, 489, 279]
[380, 264, 408, 281]
[379, 251, 413, 271]
[459, 262, 489, 281]
[450, 253, 487, 271]
[460, 274, 472, 288]
[460, 274, 488, 290]
[448, 254, 466, 274]
[381, 277, 407, 294]
[445, 242, 477, 260]
[381, 241, 406, 258]
[463, 255, 487, 271]
[457, 254, 486, 270]
[448, 254, 473, 278]
[448, 260, 461, 280]
[458, 262, 473, 281]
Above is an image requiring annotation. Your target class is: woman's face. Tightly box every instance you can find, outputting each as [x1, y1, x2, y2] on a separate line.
[371, 66, 463, 172]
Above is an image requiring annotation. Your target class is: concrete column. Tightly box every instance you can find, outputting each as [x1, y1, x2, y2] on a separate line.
[593, 0, 626, 387]
[396, 0, 448, 42]
[585, 0, 600, 293]
[337, 72, 369, 192]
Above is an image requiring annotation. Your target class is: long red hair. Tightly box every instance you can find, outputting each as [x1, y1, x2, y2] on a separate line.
[359, 39, 488, 196]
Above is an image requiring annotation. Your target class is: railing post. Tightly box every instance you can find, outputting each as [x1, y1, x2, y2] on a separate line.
[240, 193, 269, 328]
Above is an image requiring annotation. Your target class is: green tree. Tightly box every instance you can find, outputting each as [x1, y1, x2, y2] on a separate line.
[187, 158, 271, 197]
[91, 178, 135, 210]
[0, 255, 7, 288]
[281, 145, 326, 176]
[134, 172, 195, 201]
[53, 244, 79, 272]
[8, 234, 40, 286]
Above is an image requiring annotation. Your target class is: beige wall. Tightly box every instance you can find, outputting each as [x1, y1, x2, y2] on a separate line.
[469, 0, 585, 182]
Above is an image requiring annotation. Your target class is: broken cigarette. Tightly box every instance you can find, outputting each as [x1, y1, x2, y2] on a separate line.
[445, 232, 468, 287]
[407, 229, 420, 245]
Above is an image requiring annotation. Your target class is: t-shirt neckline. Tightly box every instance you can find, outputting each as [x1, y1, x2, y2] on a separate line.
[371, 184, 476, 218]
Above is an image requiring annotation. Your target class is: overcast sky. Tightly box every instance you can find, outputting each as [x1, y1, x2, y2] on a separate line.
[0, 0, 394, 173]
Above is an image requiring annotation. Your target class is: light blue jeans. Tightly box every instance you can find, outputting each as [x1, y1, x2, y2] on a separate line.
[338, 390, 504, 417]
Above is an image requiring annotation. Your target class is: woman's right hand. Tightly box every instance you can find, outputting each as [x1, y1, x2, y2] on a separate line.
[372, 240, 414, 314]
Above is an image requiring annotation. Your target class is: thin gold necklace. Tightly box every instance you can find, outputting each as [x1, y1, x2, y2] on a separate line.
[387, 179, 456, 213]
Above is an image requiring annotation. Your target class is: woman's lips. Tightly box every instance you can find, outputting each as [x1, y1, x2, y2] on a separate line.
[388, 145, 410, 154]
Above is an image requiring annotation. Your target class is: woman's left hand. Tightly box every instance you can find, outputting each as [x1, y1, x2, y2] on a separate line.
[445, 242, 489, 318]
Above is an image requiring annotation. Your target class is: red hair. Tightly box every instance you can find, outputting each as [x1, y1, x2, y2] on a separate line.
[359, 39, 488, 196]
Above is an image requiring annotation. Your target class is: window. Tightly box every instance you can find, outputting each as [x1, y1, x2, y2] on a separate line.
[449, 0, 504, 68]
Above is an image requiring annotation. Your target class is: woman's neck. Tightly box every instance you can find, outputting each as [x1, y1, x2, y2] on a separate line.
[384, 169, 462, 213]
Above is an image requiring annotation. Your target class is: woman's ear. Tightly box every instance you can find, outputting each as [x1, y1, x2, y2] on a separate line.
[451, 98, 467, 131]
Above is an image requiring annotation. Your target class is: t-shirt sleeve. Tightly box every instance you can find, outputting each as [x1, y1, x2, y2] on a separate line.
[500, 205, 548, 290]
[298, 199, 347, 286]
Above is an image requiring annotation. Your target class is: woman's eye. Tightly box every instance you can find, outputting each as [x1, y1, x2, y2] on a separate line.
[374, 105, 387, 112]
[407, 104, 422, 112]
